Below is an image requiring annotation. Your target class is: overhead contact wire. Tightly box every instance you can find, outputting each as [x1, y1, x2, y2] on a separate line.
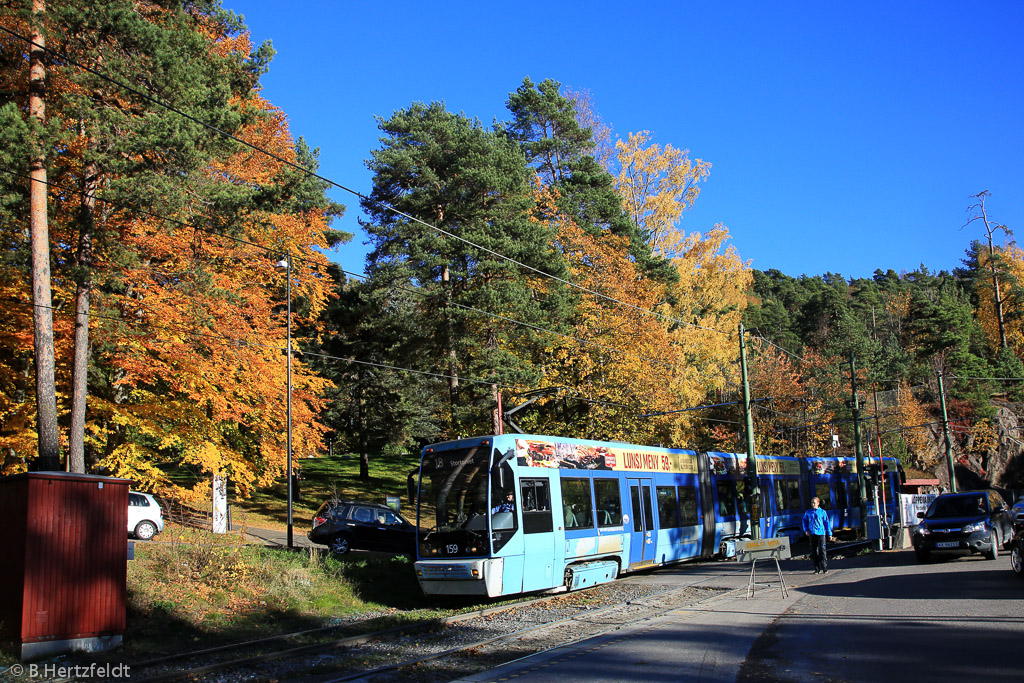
[0, 23, 731, 339]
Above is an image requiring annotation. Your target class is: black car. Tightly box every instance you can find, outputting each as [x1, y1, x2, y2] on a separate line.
[913, 489, 1015, 563]
[308, 500, 417, 556]
[1011, 524, 1024, 577]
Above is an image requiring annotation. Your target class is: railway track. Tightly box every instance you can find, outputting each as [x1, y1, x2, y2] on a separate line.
[114, 563, 749, 683]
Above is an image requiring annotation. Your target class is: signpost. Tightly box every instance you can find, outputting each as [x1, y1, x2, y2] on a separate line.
[736, 537, 791, 599]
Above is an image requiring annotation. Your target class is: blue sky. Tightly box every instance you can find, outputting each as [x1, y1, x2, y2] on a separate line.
[231, 1, 1023, 281]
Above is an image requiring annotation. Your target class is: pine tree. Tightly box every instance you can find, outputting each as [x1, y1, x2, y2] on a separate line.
[506, 77, 675, 283]
[361, 102, 570, 437]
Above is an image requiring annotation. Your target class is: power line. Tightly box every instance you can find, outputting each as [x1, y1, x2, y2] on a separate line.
[1, 295, 529, 392]
[640, 397, 771, 418]
[3, 167, 731, 382]
[3, 295, 683, 417]
[338, 267, 687, 372]
[0, 23, 733, 340]
[874, 421, 945, 437]
[748, 331, 806, 364]
[951, 374, 1024, 382]
[0, 22, 792, 432]
[0, 166, 337, 272]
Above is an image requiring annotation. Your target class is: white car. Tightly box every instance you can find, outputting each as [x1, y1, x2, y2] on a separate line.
[128, 491, 164, 540]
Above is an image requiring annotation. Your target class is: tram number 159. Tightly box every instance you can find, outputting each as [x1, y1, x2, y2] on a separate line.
[446, 544, 459, 554]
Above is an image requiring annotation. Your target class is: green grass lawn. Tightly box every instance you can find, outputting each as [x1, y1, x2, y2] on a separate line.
[119, 528, 474, 665]
[230, 452, 421, 531]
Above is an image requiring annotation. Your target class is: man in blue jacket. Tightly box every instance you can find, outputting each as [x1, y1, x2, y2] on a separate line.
[802, 497, 835, 574]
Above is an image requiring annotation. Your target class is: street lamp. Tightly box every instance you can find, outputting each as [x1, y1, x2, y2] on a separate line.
[277, 253, 293, 548]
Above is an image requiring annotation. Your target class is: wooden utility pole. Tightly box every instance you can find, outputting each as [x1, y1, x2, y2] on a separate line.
[29, 0, 61, 470]
[739, 324, 760, 540]
[937, 371, 957, 493]
[849, 353, 867, 537]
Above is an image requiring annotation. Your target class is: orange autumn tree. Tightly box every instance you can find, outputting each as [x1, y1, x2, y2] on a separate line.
[86, 91, 338, 502]
[0, 4, 337, 499]
[542, 218, 690, 445]
[614, 130, 711, 257]
[610, 129, 750, 448]
[524, 185, 737, 446]
[666, 223, 751, 407]
[974, 243, 1024, 356]
[740, 344, 837, 457]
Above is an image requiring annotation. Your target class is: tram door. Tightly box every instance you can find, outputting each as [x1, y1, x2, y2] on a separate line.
[627, 478, 656, 567]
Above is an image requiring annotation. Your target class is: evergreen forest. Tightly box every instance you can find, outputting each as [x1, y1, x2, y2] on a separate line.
[3, 1, 1023, 505]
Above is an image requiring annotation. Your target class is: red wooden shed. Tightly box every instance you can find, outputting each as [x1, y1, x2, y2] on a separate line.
[0, 472, 130, 660]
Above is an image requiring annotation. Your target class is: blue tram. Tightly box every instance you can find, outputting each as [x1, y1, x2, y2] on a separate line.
[413, 434, 902, 597]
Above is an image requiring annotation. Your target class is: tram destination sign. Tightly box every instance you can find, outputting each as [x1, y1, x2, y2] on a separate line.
[736, 537, 791, 562]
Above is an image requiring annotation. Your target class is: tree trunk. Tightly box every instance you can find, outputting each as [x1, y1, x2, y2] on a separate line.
[68, 154, 98, 473]
[357, 379, 369, 480]
[442, 264, 459, 426]
[29, 0, 61, 470]
[491, 383, 502, 435]
[971, 191, 1009, 350]
[987, 240, 1007, 350]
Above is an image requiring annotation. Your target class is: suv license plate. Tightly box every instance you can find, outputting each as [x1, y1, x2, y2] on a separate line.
[936, 541, 959, 549]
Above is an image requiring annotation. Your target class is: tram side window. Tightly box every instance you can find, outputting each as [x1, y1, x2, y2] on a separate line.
[593, 478, 622, 527]
[774, 480, 789, 512]
[716, 481, 737, 517]
[814, 483, 833, 510]
[849, 479, 861, 507]
[630, 486, 643, 532]
[736, 480, 750, 517]
[656, 487, 681, 528]
[786, 481, 802, 510]
[520, 479, 553, 534]
[678, 485, 699, 525]
[561, 478, 594, 530]
[776, 480, 800, 512]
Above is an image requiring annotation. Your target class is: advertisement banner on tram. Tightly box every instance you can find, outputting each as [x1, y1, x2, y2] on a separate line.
[515, 439, 698, 474]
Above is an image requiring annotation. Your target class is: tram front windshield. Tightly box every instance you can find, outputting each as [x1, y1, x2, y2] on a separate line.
[417, 443, 493, 558]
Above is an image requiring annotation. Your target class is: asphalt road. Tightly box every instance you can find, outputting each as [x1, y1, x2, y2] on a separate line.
[456, 547, 1023, 683]
[739, 548, 1022, 683]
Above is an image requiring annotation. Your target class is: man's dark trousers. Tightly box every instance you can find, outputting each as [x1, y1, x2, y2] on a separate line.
[810, 534, 827, 572]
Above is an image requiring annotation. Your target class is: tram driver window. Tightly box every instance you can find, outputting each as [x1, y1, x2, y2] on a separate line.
[560, 478, 594, 530]
[593, 478, 622, 527]
[520, 479, 553, 534]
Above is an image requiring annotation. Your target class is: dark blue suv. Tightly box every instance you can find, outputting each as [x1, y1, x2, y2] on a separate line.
[913, 490, 1014, 563]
